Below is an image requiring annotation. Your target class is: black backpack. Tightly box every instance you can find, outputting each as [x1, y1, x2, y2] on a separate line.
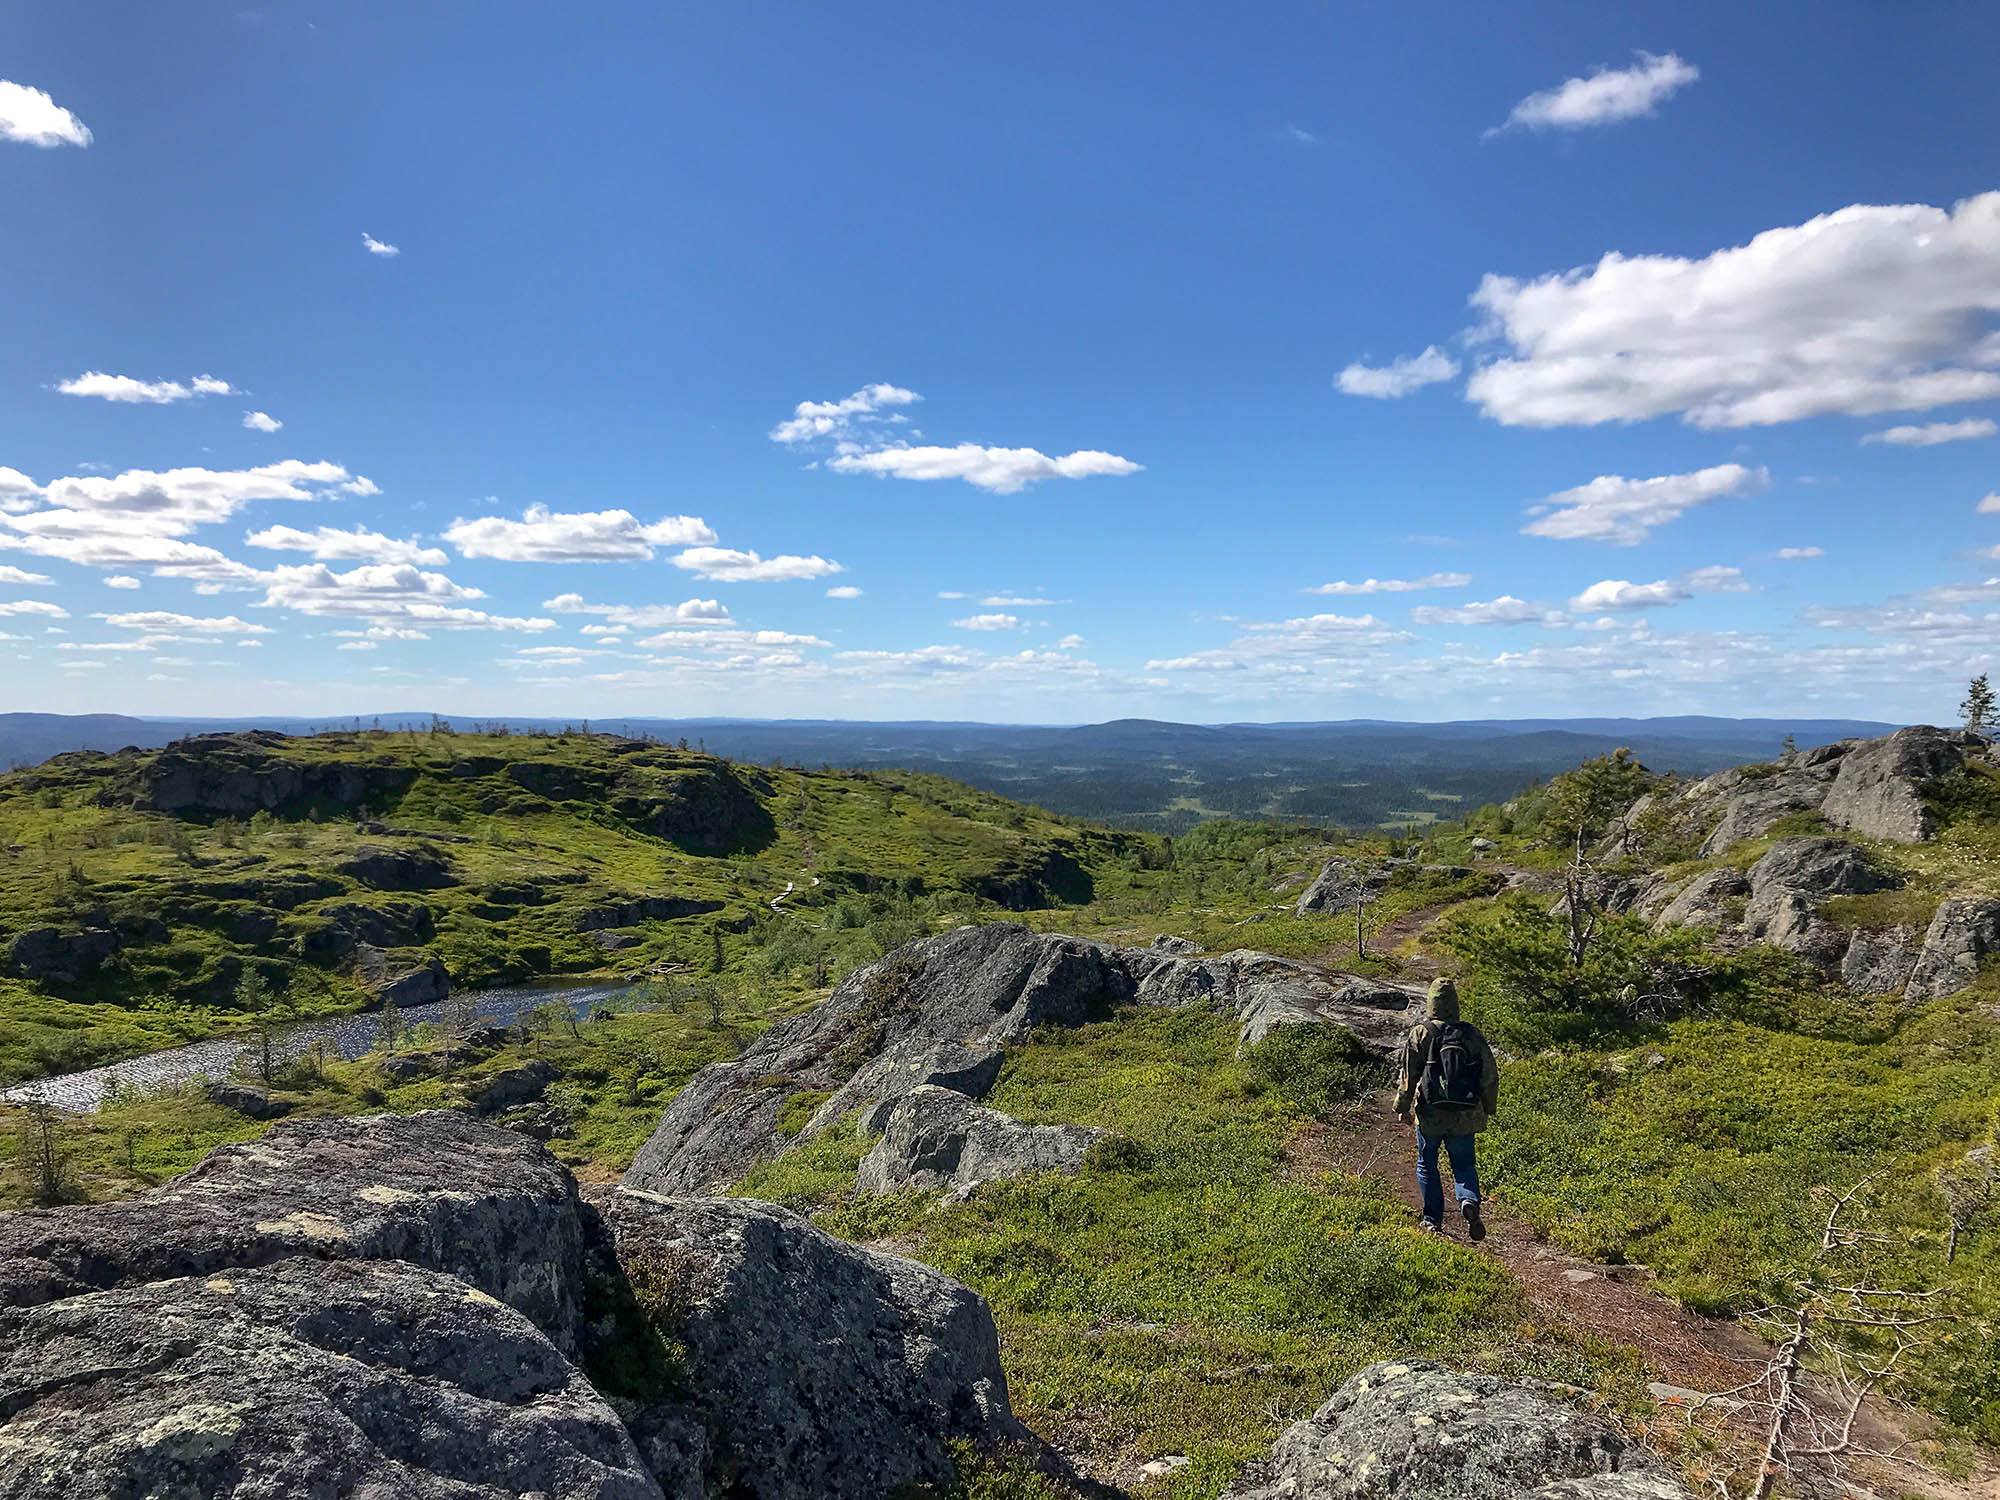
[1416, 1020, 1483, 1108]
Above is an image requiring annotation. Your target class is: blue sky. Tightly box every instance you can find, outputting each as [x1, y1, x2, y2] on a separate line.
[2, 1, 1997, 723]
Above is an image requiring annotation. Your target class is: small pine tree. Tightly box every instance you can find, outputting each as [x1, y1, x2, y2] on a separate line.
[1962, 673, 1995, 735]
[17, 1097, 75, 1206]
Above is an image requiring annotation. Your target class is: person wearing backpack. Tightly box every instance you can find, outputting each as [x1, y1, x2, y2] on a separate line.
[1392, 976, 1499, 1240]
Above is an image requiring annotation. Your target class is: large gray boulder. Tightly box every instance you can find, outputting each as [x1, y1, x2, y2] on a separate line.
[0, 1258, 661, 1500]
[1840, 927, 1921, 996]
[0, 1111, 592, 1347]
[1294, 857, 1480, 917]
[1695, 761, 1839, 857]
[1222, 1360, 1690, 1500]
[1906, 899, 2000, 1002]
[1741, 838, 1895, 969]
[1651, 869, 1750, 932]
[624, 925, 1412, 1196]
[1820, 726, 1978, 844]
[857, 1085, 1110, 1200]
[594, 1189, 1031, 1500]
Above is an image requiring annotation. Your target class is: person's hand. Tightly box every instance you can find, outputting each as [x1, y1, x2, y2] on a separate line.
[1395, 1110, 1411, 1124]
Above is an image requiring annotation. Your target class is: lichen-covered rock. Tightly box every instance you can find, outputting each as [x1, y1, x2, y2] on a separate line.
[820, 1036, 1007, 1137]
[857, 1085, 1109, 1200]
[1221, 1359, 1689, 1500]
[1906, 898, 2000, 1002]
[623, 926, 1413, 1196]
[1651, 869, 1750, 932]
[202, 1080, 291, 1119]
[1294, 857, 1476, 917]
[1821, 726, 1978, 844]
[355, 944, 451, 1008]
[1747, 837, 1893, 900]
[0, 1258, 660, 1500]
[100, 731, 420, 817]
[594, 1189, 1032, 1500]
[1840, 927, 1920, 996]
[0, 1111, 591, 1348]
[1695, 763, 1837, 856]
[476, 1059, 561, 1113]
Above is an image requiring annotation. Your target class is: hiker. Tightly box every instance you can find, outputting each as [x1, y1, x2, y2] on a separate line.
[1392, 976, 1499, 1240]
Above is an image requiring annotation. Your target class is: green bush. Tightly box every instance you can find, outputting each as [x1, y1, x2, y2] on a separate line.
[1242, 1024, 1380, 1118]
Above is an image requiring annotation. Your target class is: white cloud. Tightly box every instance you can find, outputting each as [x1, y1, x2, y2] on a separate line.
[1058, 634, 1085, 649]
[952, 613, 1019, 631]
[826, 585, 863, 599]
[541, 593, 733, 629]
[0, 565, 50, 585]
[671, 547, 844, 583]
[1467, 193, 2000, 428]
[826, 444, 1140, 494]
[362, 233, 400, 257]
[1979, 494, 2000, 514]
[0, 599, 68, 618]
[770, 383, 920, 444]
[101, 611, 269, 634]
[1492, 51, 1698, 134]
[1685, 564, 1750, 594]
[1147, 611, 1411, 675]
[1775, 547, 1824, 560]
[261, 562, 553, 631]
[336, 640, 377, 651]
[937, 591, 968, 600]
[1861, 417, 1996, 446]
[444, 504, 716, 562]
[1410, 596, 1565, 626]
[1334, 346, 1460, 399]
[1569, 578, 1688, 611]
[242, 410, 282, 433]
[58, 372, 233, 404]
[980, 594, 1059, 606]
[246, 524, 448, 566]
[1522, 463, 1767, 545]
[0, 80, 91, 147]
[1307, 572, 1471, 595]
[104, 575, 141, 589]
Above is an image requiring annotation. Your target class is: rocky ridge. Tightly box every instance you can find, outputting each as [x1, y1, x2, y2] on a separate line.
[622, 922, 1420, 1197]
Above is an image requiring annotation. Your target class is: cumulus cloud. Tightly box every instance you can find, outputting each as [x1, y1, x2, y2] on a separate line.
[1334, 346, 1460, 398]
[826, 444, 1141, 494]
[1569, 578, 1688, 611]
[769, 383, 920, 444]
[0, 80, 91, 147]
[541, 593, 733, 629]
[100, 611, 269, 634]
[362, 233, 400, 257]
[1775, 547, 1824, 560]
[1147, 611, 1410, 676]
[826, 585, 863, 599]
[952, 613, 1020, 631]
[1979, 494, 2000, 514]
[1492, 51, 1697, 134]
[1861, 417, 1996, 446]
[1685, 565, 1751, 594]
[980, 594, 1059, 606]
[104, 575, 140, 589]
[58, 372, 232, 404]
[0, 460, 377, 578]
[1467, 193, 2000, 428]
[242, 411, 282, 432]
[1522, 463, 1767, 545]
[444, 505, 716, 562]
[0, 566, 51, 585]
[1307, 572, 1471, 595]
[671, 547, 844, 583]
[1058, 634, 1085, 649]
[263, 562, 553, 631]
[1410, 596, 1565, 626]
[246, 524, 448, 566]
[0, 599, 68, 618]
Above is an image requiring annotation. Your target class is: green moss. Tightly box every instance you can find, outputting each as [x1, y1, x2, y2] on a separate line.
[776, 1089, 834, 1138]
[734, 1111, 876, 1209]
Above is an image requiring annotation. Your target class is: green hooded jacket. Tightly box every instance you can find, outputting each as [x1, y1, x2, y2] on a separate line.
[1391, 978, 1499, 1136]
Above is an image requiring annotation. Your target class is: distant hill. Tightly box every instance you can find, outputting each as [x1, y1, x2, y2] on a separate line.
[0, 712, 1905, 832]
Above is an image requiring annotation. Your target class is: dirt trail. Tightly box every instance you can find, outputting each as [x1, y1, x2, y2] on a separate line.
[1293, 885, 1997, 1500]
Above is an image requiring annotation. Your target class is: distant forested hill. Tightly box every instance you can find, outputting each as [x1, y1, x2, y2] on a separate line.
[0, 712, 1903, 833]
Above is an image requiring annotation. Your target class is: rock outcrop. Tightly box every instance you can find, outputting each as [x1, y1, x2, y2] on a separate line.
[354, 944, 451, 1007]
[1222, 1360, 1690, 1500]
[1740, 837, 1894, 968]
[1906, 898, 2000, 1002]
[0, 1111, 1036, 1500]
[623, 924, 1414, 1197]
[340, 842, 460, 891]
[1654, 727, 1981, 856]
[596, 1189, 1028, 1497]
[1294, 857, 1483, 917]
[857, 1085, 1110, 1199]
[102, 731, 420, 818]
[5, 924, 119, 986]
[1650, 869, 1749, 932]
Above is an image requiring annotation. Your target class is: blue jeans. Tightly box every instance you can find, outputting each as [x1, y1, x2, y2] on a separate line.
[1415, 1125, 1481, 1225]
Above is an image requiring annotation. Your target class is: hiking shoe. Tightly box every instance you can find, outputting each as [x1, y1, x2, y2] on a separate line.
[1462, 1201, 1487, 1242]
[1417, 1218, 1443, 1235]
